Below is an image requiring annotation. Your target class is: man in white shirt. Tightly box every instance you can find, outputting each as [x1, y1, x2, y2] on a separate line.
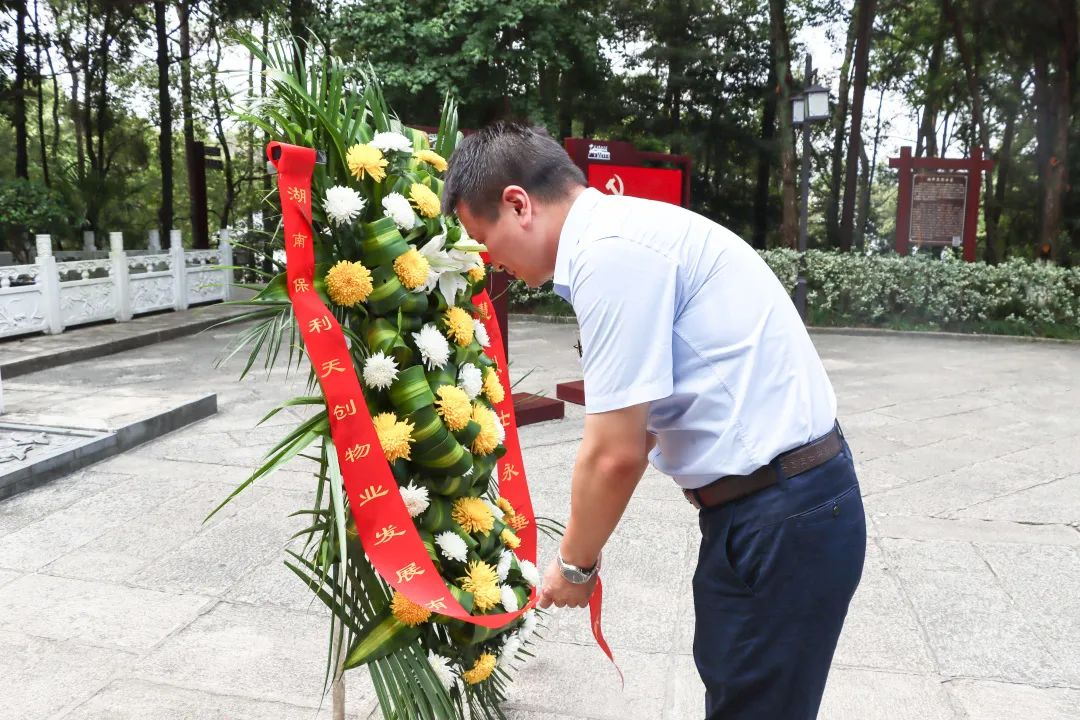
[443, 123, 866, 720]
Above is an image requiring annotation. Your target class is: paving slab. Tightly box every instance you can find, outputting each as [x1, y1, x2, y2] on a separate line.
[946, 678, 1080, 720]
[0, 317, 1077, 718]
[0, 573, 211, 652]
[0, 630, 135, 720]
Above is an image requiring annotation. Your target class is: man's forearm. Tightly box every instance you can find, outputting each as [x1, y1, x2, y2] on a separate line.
[559, 447, 648, 568]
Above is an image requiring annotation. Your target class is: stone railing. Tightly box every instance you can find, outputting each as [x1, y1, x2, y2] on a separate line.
[0, 229, 235, 340]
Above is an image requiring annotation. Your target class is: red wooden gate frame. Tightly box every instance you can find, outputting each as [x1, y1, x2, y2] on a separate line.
[889, 146, 994, 262]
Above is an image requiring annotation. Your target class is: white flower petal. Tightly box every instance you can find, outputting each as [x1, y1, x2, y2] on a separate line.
[520, 610, 539, 642]
[400, 483, 430, 518]
[458, 363, 483, 399]
[473, 318, 491, 348]
[382, 192, 416, 230]
[370, 131, 414, 154]
[499, 633, 522, 670]
[517, 558, 540, 587]
[497, 549, 513, 582]
[435, 531, 469, 564]
[500, 584, 519, 612]
[412, 324, 451, 370]
[362, 351, 399, 391]
[428, 651, 457, 691]
[484, 499, 504, 521]
[438, 272, 468, 306]
[323, 185, 366, 226]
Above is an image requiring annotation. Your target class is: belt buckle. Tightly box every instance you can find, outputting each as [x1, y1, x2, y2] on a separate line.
[683, 488, 704, 510]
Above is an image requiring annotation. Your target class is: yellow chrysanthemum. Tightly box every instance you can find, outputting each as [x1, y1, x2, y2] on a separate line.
[482, 368, 505, 405]
[325, 260, 373, 306]
[393, 248, 431, 290]
[495, 497, 515, 516]
[471, 404, 500, 455]
[463, 653, 497, 684]
[459, 561, 501, 612]
[391, 591, 431, 626]
[467, 265, 485, 284]
[500, 528, 521, 550]
[435, 385, 472, 431]
[372, 412, 414, 462]
[346, 143, 388, 182]
[415, 149, 448, 172]
[444, 306, 475, 347]
[409, 183, 441, 219]
[507, 513, 529, 532]
[452, 496, 495, 535]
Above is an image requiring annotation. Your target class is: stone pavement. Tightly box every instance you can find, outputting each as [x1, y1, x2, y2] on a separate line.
[0, 317, 1078, 719]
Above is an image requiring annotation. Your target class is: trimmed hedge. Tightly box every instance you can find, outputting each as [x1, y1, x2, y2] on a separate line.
[509, 249, 1080, 338]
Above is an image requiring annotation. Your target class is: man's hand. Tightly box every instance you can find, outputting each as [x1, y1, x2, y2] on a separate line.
[537, 557, 597, 609]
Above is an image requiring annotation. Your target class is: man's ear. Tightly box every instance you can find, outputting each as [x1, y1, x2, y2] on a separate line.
[502, 185, 530, 217]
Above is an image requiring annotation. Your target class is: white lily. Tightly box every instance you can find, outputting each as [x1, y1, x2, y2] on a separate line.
[416, 232, 484, 305]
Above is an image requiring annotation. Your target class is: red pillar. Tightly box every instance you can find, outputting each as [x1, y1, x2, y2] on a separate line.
[891, 146, 914, 256]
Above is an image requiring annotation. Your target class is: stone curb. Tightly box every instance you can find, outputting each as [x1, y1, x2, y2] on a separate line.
[0, 393, 217, 501]
[508, 312, 1079, 345]
[0, 304, 253, 379]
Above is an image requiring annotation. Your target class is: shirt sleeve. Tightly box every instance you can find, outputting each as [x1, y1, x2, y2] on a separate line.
[570, 237, 679, 414]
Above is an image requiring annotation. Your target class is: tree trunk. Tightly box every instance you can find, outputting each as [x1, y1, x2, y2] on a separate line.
[246, 22, 255, 235]
[556, 68, 574, 142]
[15, 0, 30, 179]
[94, 7, 112, 175]
[751, 37, 778, 250]
[32, 0, 49, 186]
[290, 0, 311, 66]
[211, 31, 235, 229]
[839, 0, 876, 253]
[825, 0, 858, 247]
[261, 15, 273, 275]
[179, 0, 199, 248]
[942, 0, 996, 261]
[155, 0, 174, 239]
[990, 75, 1023, 260]
[769, 0, 797, 248]
[916, 31, 943, 158]
[46, 39, 60, 163]
[855, 140, 871, 251]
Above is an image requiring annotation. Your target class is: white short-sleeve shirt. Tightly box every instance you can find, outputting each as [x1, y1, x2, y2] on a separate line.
[553, 188, 837, 489]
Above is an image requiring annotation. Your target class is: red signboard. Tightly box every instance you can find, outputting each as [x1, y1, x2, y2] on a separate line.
[563, 138, 692, 208]
[587, 164, 684, 206]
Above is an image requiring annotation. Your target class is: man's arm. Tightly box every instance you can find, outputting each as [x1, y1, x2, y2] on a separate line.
[538, 402, 650, 608]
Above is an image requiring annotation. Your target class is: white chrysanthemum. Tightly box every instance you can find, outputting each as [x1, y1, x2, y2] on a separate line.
[323, 185, 366, 226]
[382, 192, 416, 230]
[400, 482, 430, 518]
[370, 131, 414, 154]
[428, 651, 457, 692]
[458, 363, 483, 399]
[362, 351, 398, 391]
[520, 610, 539, 642]
[435, 531, 468, 564]
[499, 633, 522, 669]
[500, 584, 519, 612]
[517, 558, 540, 587]
[412, 324, 451, 370]
[483, 498, 505, 521]
[473, 318, 491, 348]
[497, 549, 513, 582]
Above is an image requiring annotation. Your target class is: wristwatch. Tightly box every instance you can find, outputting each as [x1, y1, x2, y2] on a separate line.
[557, 551, 602, 584]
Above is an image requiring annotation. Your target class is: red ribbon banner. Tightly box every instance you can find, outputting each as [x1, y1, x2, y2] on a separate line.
[268, 141, 618, 679]
[268, 141, 533, 627]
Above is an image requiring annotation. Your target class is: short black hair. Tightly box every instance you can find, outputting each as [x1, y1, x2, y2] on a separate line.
[442, 122, 586, 219]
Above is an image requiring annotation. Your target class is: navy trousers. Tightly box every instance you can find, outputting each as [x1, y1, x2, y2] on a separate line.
[692, 439, 866, 719]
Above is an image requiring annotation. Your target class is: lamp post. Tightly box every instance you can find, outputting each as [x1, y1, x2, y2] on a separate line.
[792, 55, 830, 321]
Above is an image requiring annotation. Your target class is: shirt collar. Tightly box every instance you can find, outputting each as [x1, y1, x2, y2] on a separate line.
[553, 187, 603, 295]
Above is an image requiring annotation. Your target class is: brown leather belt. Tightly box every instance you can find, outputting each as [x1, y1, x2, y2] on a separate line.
[683, 425, 844, 510]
